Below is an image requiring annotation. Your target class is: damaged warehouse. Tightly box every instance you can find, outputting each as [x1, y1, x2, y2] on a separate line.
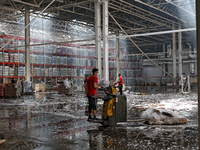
[0, 0, 199, 149]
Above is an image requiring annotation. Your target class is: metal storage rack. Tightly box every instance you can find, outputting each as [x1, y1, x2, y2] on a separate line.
[0, 34, 143, 88]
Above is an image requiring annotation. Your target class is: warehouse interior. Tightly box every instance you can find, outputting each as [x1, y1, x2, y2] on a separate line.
[0, 0, 199, 149]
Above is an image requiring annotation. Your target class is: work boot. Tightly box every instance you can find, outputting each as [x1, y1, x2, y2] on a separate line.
[88, 115, 93, 121]
[93, 116, 99, 120]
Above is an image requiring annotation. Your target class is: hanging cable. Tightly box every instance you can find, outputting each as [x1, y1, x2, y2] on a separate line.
[108, 11, 173, 78]
[0, 0, 56, 51]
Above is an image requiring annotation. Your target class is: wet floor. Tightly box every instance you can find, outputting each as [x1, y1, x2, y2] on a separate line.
[0, 86, 198, 150]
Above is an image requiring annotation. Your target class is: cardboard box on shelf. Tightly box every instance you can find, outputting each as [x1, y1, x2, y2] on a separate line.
[35, 83, 45, 92]
[57, 83, 72, 95]
[4, 86, 21, 97]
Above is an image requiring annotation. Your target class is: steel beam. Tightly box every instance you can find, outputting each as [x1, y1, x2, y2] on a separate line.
[13, 0, 40, 7]
[25, 6, 30, 81]
[116, 30, 120, 77]
[163, 43, 166, 76]
[172, 24, 177, 82]
[178, 23, 182, 85]
[103, 0, 109, 81]
[196, 0, 200, 149]
[95, 0, 102, 79]
[109, 28, 196, 39]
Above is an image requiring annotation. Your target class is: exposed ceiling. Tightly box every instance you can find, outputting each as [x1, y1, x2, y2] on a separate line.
[0, 0, 196, 53]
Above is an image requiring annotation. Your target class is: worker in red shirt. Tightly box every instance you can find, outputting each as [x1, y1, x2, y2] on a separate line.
[85, 68, 101, 120]
[117, 74, 123, 95]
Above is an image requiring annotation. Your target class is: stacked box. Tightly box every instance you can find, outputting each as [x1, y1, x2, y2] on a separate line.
[4, 66, 9, 76]
[19, 53, 24, 63]
[36, 55, 40, 64]
[0, 86, 4, 97]
[45, 68, 49, 76]
[41, 68, 45, 76]
[33, 67, 37, 76]
[48, 56, 52, 64]
[10, 53, 14, 62]
[67, 47, 73, 55]
[53, 68, 57, 76]
[44, 55, 47, 64]
[67, 68, 70, 76]
[4, 80, 21, 97]
[57, 68, 60, 76]
[22, 81, 32, 93]
[0, 52, 3, 62]
[57, 83, 72, 95]
[14, 53, 19, 63]
[0, 66, 3, 76]
[4, 53, 9, 62]
[37, 67, 41, 76]
[19, 67, 25, 76]
[60, 68, 66, 76]
[9, 67, 14, 76]
[32, 54, 37, 64]
[56, 56, 60, 65]
[49, 67, 53, 76]
[40, 55, 44, 64]
[35, 83, 45, 92]
[52, 56, 56, 64]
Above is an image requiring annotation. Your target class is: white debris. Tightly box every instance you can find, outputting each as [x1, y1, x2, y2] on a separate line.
[140, 108, 187, 125]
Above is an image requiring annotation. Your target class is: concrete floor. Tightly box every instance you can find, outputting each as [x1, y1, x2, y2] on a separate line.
[0, 86, 198, 150]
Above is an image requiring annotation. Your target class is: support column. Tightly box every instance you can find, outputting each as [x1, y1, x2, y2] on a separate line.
[172, 24, 176, 84]
[25, 6, 30, 81]
[178, 22, 182, 85]
[103, 0, 109, 81]
[196, 1, 200, 148]
[163, 43, 165, 76]
[95, 0, 102, 80]
[116, 30, 120, 77]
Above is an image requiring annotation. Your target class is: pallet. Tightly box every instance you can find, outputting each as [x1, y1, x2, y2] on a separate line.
[65, 93, 72, 96]
[22, 92, 33, 95]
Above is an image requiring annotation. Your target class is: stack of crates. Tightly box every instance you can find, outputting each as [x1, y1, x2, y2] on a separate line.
[0, 86, 4, 97]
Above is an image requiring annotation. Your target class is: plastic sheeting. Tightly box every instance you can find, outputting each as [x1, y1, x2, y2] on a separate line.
[64, 79, 73, 89]
[140, 108, 187, 125]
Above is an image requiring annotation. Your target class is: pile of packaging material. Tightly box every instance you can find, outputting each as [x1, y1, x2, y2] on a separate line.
[35, 83, 45, 92]
[140, 108, 187, 125]
[4, 80, 21, 97]
[58, 79, 73, 95]
[22, 81, 32, 94]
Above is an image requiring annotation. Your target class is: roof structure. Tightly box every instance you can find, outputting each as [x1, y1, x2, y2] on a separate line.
[0, 0, 196, 53]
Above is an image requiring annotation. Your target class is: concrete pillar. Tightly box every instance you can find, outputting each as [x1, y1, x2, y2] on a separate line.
[172, 24, 176, 84]
[163, 43, 165, 76]
[116, 30, 120, 77]
[95, 0, 102, 79]
[103, 0, 109, 81]
[178, 22, 182, 85]
[25, 6, 30, 81]
[196, 1, 200, 148]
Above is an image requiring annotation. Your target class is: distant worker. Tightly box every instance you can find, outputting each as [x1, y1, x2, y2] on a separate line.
[85, 68, 101, 121]
[117, 74, 123, 95]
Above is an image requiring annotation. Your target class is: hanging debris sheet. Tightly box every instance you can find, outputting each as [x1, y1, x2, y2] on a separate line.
[140, 108, 187, 125]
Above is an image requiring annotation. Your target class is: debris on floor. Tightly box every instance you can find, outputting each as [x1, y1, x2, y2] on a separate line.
[140, 108, 187, 125]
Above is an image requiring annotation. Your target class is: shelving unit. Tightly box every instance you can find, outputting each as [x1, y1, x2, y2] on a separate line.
[0, 34, 143, 88]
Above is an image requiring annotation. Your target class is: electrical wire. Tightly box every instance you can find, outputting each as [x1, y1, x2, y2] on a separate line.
[108, 11, 174, 78]
[0, 0, 56, 51]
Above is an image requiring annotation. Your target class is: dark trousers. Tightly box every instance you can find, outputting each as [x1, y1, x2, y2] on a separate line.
[119, 84, 123, 95]
[88, 96, 97, 114]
